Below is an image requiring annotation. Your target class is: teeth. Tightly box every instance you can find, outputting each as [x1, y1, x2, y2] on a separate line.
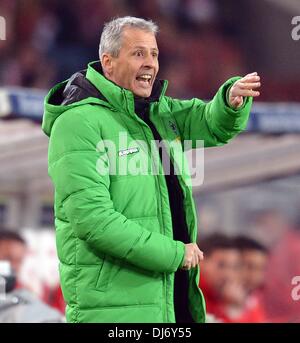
[138, 74, 151, 80]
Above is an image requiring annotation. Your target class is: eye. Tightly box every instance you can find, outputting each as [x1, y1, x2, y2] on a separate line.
[134, 50, 143, 57]
[152, 52, 159, 58]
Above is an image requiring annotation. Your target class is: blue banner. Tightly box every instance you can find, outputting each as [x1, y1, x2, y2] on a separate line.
[0, 87, 46, 121]
[247, 103, 300, 133]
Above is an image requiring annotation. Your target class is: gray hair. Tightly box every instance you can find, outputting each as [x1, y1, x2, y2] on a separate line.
[99, 16, 159, 59]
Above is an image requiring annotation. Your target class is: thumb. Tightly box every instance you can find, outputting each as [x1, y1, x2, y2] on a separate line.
[230, 96, 243, 109]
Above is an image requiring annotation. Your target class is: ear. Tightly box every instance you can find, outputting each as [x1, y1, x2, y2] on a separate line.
[101, 53, 113, 75]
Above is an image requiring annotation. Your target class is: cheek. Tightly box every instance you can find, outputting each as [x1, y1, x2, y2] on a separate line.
[117, 68, 128, 82]
[124, 67, 138, 86]
[112, 64, 131, 84]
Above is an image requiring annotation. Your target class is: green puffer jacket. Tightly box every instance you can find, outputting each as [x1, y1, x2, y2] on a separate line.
[42, 61, 252, 323]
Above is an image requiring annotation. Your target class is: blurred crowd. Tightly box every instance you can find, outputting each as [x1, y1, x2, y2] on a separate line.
[1, 208, 300, 322]
[199, 209, 300, 323]
[1, 0, 298, 101]
[0, 230, 64, 322]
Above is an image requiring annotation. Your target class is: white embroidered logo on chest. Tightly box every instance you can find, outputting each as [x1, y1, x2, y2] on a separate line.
[118, 147, 140, 157]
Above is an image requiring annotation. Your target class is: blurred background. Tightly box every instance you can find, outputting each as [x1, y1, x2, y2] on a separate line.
[0, 0, 300, 322]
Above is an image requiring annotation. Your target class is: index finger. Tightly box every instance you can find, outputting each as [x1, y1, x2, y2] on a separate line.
[240, 75, 260, 83]
[244, 72, 258, 77]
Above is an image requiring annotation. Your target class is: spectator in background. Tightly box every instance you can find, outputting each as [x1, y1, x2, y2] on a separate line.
[199, 233, 245, 322]
[199, 233, 268, 323]
[235, 236, 268, 296]
[0, 230, 27, 281]
[0, 229, 64, 323]
[234, 235, 268, 322]
[250, 210, 300, 322]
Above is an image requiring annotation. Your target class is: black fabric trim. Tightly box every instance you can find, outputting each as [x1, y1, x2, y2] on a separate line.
[62, 71, 104, 105]
[48, 68, 107, 106]
[134, 97, 194, 323]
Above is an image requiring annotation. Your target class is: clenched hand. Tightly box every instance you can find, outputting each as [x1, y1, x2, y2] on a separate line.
[181, 243, 204, 270]
[228, 72, 261, 109]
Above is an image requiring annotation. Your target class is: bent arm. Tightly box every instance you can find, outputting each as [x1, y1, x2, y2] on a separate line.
[48, 108, 185, 273]
[168, 77, 253, 148]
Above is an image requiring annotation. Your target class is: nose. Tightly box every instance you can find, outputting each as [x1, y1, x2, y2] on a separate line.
[143, 53, 157, 69]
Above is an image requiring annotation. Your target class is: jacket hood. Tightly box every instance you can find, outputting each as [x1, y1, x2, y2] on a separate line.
[42, 61, 168, 137]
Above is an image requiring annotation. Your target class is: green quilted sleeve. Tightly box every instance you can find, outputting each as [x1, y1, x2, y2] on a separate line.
[167, 77, 253, 148]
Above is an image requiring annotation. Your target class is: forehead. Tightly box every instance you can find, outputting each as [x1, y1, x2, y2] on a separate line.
[0, 240, 25, 254]
[121, 28, 158, 50]
[211, 249, 240, 261]
[243, 250, 267, 261]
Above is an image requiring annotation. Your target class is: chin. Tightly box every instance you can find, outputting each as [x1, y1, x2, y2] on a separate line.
[139, 91, 152, 98]
[133, 88, 152, 98]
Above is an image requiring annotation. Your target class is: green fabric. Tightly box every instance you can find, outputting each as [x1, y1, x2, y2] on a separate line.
[42, 61, 253, 323]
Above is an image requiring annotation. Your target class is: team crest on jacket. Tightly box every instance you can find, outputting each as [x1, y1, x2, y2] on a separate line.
[168, 120, 179, 135]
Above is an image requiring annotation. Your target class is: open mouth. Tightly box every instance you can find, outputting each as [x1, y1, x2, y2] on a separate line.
[136, 74, 152, 87]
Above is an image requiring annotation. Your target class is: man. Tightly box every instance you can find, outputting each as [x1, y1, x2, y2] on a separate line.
[200, 234, 267, 323]
[235, 235, 268, 296]
[250, 210, 300, 322]
[0, 229, 63, 322]
[0, 230, 27, 278]
[234, 235, 268, 323]
[199, 234, 244, 322]
[42, 16, 261, 323]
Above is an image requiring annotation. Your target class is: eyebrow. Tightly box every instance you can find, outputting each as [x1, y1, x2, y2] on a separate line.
[132, 46, 159, 53]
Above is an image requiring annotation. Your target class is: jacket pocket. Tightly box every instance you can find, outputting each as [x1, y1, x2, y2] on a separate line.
[95, 255, 120, 292]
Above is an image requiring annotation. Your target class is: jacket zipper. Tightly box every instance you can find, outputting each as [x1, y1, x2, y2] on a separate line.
[149, 103, 169, 322]
[124, 93, 170, 322]
[130, 103, 169, 322]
